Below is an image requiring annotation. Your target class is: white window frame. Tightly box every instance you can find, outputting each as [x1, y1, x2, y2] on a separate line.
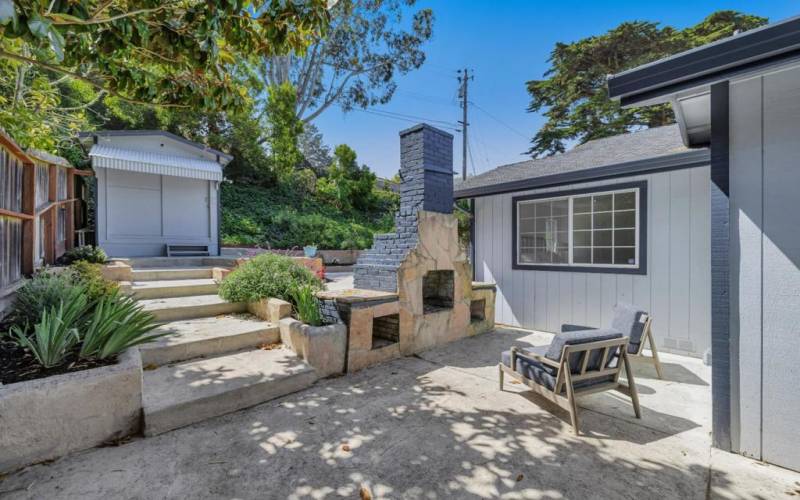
[513, 183, 644, 272]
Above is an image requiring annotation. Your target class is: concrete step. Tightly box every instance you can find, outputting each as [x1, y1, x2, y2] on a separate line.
[132, 267, 214, 281]
[140, 314, 279, 366]
[143, 348, 318, 435]
[139, 295, 247, 322]
[126, 256, 237, 269]
[131, 278, 219, 300]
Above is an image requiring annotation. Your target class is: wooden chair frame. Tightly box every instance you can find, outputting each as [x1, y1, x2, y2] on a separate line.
[499, 337, 641, 435]
[630, 315, 663, 379]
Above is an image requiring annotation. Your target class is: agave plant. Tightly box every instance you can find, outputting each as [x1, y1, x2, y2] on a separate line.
[11, 294, 89, 368]
[79, 292, 162, 360]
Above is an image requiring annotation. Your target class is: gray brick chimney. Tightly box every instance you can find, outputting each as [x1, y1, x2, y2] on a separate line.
[353, 124, 454, 292]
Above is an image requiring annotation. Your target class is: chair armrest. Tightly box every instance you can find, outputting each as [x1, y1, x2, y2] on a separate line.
[512, 347, 562, 369]
[561, 323, 597, 333]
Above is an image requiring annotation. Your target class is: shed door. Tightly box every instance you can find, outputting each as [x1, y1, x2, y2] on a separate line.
[162, 176, 210, 239]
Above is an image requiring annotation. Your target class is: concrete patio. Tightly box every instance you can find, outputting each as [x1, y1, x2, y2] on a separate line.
[1, 328, 797, 499]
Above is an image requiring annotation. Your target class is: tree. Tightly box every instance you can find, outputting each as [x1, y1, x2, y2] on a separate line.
[257, 0, 433, 123]
[299, 123, 332, 175]
[264, 82, 305, 180]
[0, 0, 329, 112]
[526, 11, 767, 157]
[318, 144, 377, 211]
[0, 46, 96, 150]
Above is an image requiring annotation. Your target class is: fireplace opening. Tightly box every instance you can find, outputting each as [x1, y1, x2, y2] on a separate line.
[470, 299, 486, 323]
[423, 270, 454, 314]
[372, 314, 399, 349]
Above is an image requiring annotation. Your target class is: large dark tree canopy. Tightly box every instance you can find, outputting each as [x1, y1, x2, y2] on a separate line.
[525, 11, 767, 157]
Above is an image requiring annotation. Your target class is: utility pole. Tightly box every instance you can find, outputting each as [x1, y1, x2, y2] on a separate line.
[457, 68, 472, 180]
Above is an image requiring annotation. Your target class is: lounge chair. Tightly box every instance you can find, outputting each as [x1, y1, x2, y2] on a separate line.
[499, 329, 641, 435]
[562, 304, 663, 379]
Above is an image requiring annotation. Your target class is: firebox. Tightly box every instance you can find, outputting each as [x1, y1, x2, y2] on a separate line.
[422, 270, 454, 314]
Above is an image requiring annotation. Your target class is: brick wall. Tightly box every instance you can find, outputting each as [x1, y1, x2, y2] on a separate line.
[354, 124, 454, 292]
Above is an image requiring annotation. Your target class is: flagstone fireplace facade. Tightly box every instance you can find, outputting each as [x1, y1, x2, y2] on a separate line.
[320, 123, 495, 372]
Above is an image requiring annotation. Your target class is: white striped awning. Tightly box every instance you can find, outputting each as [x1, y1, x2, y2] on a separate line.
[89, 145, 223, 181]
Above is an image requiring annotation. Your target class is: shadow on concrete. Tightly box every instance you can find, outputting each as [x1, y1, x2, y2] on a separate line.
[0, 329, 742, 500]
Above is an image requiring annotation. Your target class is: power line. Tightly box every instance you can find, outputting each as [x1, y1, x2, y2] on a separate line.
[466, 132, 477, 176]
[367, 107, 459, 127]
[354, 108, 460, 132]
[471, 101, 529, 140]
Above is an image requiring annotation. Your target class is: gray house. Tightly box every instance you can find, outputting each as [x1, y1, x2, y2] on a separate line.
[80, 131, 232, 257]
[456, 15, 800, 472]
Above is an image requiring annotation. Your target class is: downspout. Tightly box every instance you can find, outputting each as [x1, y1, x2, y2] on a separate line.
[469, 199, 476, 279]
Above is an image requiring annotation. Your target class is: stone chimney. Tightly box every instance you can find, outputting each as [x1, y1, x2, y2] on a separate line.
[353, 124, 454, 292]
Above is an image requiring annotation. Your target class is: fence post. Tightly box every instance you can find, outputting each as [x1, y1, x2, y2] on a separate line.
[21, 161, 35, 275]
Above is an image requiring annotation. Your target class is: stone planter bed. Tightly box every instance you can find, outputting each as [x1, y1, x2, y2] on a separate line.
[279, 318, 347, 378]
[0, 348, 142, 474]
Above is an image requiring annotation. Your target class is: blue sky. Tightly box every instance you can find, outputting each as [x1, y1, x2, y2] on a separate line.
[314, 1, 797, 179]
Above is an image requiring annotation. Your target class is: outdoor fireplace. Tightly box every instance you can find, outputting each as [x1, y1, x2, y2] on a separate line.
[422, 270, 454, 313]
[321, 122, 495, 373]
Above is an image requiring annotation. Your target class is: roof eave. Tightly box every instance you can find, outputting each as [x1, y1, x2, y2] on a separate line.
[454, 149, 710, 199]
[608, 15, 800, 105]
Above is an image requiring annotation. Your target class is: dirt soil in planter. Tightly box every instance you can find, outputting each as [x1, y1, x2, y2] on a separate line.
[0, 339, 117, 385]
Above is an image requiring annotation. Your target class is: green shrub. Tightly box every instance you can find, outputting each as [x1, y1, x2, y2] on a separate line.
[71, 261, 119, 303]
[11, 269, 82, 327]
[80, 292, 161, 360]
[58, 245, 108, 265]
[291, 285, 323, 326]
[10, 294, 89, 368]
[218, 253, 322, 303]
[220, 182, 396, 249]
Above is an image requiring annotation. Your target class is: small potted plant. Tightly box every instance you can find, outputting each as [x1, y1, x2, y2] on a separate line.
[303, 243, 318, 258]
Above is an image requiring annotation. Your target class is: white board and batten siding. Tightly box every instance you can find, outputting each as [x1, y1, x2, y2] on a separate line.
[474, 167, 711, 358]
[729, 64, 800, 471]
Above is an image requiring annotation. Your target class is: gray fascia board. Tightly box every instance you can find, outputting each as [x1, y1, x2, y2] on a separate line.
[454, 149, 709, 199]
[78, 130, 234, 163]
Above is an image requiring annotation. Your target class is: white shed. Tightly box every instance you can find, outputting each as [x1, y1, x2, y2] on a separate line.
[80, 131, 232, 257]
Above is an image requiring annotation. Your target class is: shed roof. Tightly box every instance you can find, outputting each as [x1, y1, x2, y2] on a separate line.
[89, 145, 223, 181]
[79, 130, 233, 163]
[454, 124, 709, 199]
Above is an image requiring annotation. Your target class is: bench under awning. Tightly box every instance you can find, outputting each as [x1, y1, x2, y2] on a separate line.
[88, 145, 223, 181]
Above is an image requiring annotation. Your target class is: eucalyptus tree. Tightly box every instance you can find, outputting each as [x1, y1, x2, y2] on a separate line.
[258, 0, 434, 123]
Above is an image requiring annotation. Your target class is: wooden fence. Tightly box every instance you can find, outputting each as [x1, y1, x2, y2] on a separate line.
[0, 129, 91, 291]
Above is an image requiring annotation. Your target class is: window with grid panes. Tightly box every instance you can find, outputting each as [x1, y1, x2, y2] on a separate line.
[515, 184, 642, 271]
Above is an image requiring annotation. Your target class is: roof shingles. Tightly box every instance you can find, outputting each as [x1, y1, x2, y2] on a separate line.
[455, 124, 698, 195]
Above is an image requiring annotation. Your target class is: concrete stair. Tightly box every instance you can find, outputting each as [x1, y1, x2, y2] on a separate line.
[139, 314, 279, 366]
[139, 294, 247, 322]
[131, 278, 219, 300]
[132, 267, 214, 281]
[127, 261, 319, 436]
[142, 348, 317, 436]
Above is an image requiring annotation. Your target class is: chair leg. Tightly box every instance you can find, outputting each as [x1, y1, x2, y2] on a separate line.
[622, 352, 642, 419]
[647, 331, 664, 380]
[563, 371, 580, 435]
[498, 364, 504, 391]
